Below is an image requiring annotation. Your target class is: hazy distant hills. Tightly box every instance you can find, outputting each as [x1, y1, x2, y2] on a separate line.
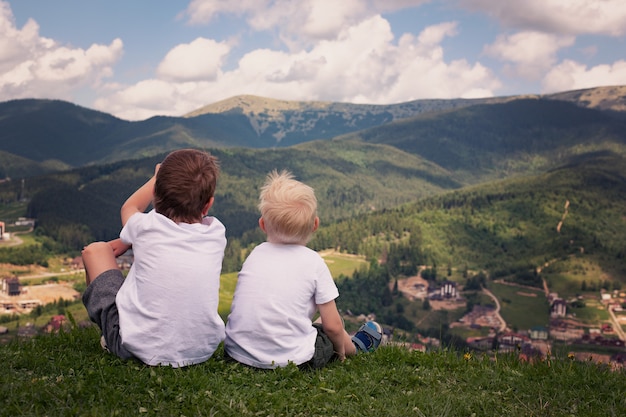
[183, 94, 509, 146]
[1, 85, 625, 180]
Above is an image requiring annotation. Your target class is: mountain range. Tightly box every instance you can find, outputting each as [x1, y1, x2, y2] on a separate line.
[1, 85, 625, 180]
[0, 85, 625, 255]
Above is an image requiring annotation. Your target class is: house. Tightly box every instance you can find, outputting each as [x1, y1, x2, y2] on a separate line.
[2, 276, 21, 296]
[550, 298, 567, 318]
[45, 315, 67, 333]
[601, 324, 614, 334]
[497, 332, 531, 353]
[467, 336, 494, 351]
[530, 326, 549, 340]
[499, 332, 529, 346]
[440, 281, 457, 299]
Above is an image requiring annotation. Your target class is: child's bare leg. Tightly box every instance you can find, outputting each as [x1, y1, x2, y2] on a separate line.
[314, 316, 357, 357]
[343, 331, 357, 356]
[82, 241, 118, 285]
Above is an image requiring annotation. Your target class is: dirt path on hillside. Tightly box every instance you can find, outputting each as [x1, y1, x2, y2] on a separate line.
[481, 287, 507, 332]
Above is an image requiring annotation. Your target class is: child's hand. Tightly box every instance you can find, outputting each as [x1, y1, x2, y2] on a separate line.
[109, 238, 131, 257]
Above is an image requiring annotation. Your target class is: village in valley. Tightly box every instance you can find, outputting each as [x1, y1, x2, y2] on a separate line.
[393, 272, 626, 368]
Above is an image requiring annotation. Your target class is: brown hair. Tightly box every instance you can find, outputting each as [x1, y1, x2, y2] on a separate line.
[153, 149, 219, 223]
[258, 170, 317, 244]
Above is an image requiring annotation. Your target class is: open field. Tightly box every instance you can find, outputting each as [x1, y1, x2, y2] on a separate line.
[320, 249, 368, 278]
[488, 281, 549, 330]
[543, 256, 623, 298]
[570, 298, 611, 324]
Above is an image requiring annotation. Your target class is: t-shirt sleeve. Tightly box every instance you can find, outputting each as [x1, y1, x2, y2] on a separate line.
[119, 212, 141, 245]
[314, 256, 339, 305]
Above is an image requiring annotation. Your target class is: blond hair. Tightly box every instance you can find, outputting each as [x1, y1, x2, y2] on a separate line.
[258, 170, 317, 244]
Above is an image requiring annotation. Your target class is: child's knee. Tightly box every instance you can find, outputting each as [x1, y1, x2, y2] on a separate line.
[82, 241, 112, 257]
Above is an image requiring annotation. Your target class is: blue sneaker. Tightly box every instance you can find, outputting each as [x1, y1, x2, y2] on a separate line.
[352, 321, 382, 353]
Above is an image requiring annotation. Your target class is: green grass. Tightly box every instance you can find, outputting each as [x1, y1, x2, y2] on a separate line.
[543, 256, 617, 298]
[321, 251, 368, 278]
[0, 201, 27, 223]
[570, 299, 611, 324]
[1, 325, 624, 417]
[488, 282, 550, 330]
[219, 272, 238, 318]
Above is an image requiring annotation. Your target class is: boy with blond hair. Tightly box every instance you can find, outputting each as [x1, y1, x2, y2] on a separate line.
[224, 170, 381, 369]
[82, 149, 226, 367]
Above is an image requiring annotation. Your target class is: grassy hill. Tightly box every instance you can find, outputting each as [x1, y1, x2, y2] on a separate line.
[1, 325, 624, 417]
[0, 140, 460, 247]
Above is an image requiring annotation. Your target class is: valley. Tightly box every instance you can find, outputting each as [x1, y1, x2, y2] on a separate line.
[0, 86, 625, 365]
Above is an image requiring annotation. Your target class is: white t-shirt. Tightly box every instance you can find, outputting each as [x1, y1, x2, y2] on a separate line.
[224, 242, 339, 368]
[116, 209, 226, 367]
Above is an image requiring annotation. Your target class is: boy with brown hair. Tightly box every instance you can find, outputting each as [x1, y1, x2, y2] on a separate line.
[224, 170, 381, 369]
[82, 149, 227, 368]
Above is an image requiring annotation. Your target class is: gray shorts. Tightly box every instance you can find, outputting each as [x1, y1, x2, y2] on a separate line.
[300, 323, 337, 369]
[82, 269, 134, 360]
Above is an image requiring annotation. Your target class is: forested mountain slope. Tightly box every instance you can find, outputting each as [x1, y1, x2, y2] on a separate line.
[342, 98, 626, 182]
[312, 151, 626, 282]
[3, 140, 459, 246]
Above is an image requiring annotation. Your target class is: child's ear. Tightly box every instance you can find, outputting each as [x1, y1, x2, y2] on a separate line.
[202, 197, 215, 216]
[312, 216, 319, 232]
[259, 217, 266, 233]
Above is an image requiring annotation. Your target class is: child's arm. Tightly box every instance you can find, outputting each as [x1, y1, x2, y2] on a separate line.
[108, 238, 131, 257]
[318, 300, 348, 361]
[120, 164, 160, 226]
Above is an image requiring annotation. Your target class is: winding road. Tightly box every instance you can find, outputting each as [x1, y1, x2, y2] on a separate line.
[482, 287, 508, 332]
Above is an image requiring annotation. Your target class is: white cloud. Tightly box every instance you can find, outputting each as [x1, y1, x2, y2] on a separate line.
[543, 60, 626, 93]
[183, 0, 269, 25]
[94, 79, 192, 121]
[183, 0, 429, 47]
[156, 38, 230, 82]
[95, 15, 501, 119]
[484, 31, 575, 79]
[460, 0, 626, 36]
[0, 1, 123, 102]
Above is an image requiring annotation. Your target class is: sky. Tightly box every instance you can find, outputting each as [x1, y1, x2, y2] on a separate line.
[1, 0, 625, 121]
